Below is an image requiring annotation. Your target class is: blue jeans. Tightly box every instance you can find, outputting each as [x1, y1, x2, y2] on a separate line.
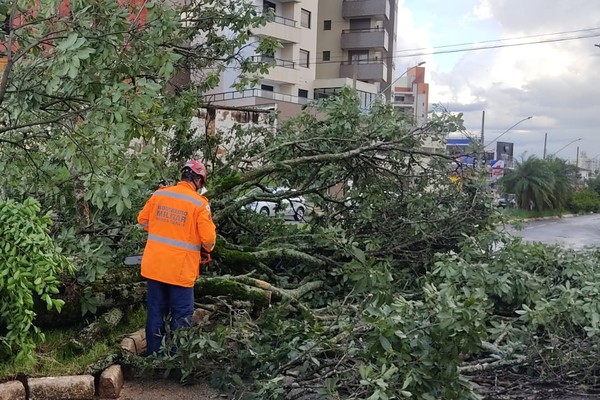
[145, 279, 194, 355]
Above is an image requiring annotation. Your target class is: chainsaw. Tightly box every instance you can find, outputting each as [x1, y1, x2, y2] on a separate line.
[123, 252, 212, 266]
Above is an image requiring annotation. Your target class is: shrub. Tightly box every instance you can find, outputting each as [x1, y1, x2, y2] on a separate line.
[0, 198, 72, 360]
[569, 188, 600, 213]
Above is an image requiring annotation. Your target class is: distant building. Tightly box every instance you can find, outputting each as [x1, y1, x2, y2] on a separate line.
[391, 66, 428, 127]
[569, 151, 600, 176]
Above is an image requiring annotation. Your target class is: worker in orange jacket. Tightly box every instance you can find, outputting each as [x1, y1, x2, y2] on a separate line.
[137, 160, 216, 355]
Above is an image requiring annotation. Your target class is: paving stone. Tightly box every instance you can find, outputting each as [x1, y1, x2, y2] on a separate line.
[0, 380, 25, 400]
[98, 365, 124, 399]
[120, 328, 146, 355]
[29, 375, 94, 400]
[120, 337, 137, 354]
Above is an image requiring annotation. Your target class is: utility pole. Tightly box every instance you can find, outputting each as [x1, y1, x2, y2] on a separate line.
[576, 146, 580, 168]
[543, 132, 547, 159]
[480, 110, 485, 168]
[352, 55, 357, 91]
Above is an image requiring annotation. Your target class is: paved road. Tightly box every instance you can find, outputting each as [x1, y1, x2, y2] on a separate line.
[511, 213, 600, 249]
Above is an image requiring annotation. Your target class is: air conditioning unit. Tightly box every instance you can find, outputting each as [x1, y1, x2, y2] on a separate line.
[374, 51, 382, 60]
[375, 20, 383, 29]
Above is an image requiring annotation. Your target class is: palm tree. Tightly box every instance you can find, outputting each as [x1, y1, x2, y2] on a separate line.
[500, 155, 555, 210]
[544, 156, 578, 209]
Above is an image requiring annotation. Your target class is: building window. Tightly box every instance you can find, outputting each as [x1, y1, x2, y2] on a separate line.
[261, 84, 274, 91]
[323, 20, 331, 30]
[298, 89, 308, 98]
[322, 51, 330, 62]
[349, 50, 368, 64]
[263, 0, 276, 12]
[299, 49, 309, 68]
[301, 9, 311, 28]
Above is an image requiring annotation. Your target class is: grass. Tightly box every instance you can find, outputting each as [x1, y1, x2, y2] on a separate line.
[0, 306, 146, 380]
[502, 207, 571, 220]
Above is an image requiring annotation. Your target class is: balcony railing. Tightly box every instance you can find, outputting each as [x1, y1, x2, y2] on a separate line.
[341, 27, 389, 51]
[342, 0, 390, 20]
[339, 59, 387, 81]
[258, 10, 297, 27]
[341, 27, 384, 34]
[203, 89, 309, 105]
[251, 55, 295, 69]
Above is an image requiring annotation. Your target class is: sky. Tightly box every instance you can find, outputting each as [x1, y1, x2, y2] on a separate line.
[396, 0, 600, 162]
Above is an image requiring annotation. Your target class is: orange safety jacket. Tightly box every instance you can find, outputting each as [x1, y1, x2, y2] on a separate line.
[137, 181, 216, 287]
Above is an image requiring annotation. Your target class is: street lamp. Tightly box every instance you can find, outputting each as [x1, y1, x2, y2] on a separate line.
[483, 116, 533, 149]
[550, 137, 582, 157]
[367, 61, 426, 108]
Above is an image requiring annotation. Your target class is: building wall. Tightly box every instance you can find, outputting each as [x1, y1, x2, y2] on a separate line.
[316, 0, 346, 80]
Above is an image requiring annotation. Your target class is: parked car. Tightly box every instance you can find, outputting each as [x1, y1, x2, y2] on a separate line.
[497, 193, 517, 208]
[244, 187, 307, 221]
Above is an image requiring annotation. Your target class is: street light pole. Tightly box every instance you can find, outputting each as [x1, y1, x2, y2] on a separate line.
[483, 116, 533, 149]
[367, 61, 426, 108]
[543, 132, 547, 159]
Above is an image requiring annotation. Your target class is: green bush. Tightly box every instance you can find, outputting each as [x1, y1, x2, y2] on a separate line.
[569, 188, 600, 213]
[0, 198, 72, 361]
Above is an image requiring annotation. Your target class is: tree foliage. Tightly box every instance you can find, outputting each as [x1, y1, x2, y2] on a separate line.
[0, 198, 71, 361]
[0, 0, 276, 282]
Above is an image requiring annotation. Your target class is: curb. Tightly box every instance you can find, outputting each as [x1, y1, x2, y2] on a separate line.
[522, 213, 579, 222]
[0, 307, 214, 400]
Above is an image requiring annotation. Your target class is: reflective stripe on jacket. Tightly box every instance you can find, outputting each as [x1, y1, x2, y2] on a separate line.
[137, 181, 216, 287]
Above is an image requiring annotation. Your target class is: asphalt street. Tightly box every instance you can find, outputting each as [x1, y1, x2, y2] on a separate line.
[510, 213, 600, 249]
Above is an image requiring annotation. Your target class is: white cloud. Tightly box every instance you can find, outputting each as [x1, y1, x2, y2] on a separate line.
[411, 0, 600, 159]
[471, 0, 493, 21]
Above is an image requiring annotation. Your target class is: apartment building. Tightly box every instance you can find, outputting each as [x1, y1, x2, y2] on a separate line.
[202, 0, 318, 118]
[314, 0, 396, 108]
[204, 0, 398, 116]
[391, 66, 429, 127]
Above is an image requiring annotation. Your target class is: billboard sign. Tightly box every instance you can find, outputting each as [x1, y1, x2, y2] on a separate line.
[496, 142, 514, 161]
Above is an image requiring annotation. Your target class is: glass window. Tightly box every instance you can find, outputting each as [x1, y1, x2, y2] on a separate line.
[322, 51, 330, 62]
[349, 51, 369, 64]
[263, 0, 276, 12]
[323, 20, 331, 30]
[299, 49, 309, 68]
[261, 84, 274, 92]
[301, 9, 311, 28]
[298, 89, 308, 98]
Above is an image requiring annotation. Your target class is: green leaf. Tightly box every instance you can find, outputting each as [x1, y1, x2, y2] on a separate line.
[379, 335, 392, 352]
[57, 33, 79, 51]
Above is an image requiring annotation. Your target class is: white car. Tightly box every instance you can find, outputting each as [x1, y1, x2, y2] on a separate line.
[244, 187, 307, 221]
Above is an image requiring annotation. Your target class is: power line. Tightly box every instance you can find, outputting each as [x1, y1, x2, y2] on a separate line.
[394, 26, 600, 53]
[393, 31, 600, 59]
[245, 26, 600, 66]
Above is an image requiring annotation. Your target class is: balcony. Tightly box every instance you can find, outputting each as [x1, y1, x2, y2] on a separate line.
[342, 0, 390, 20]
[251, 56, 298, 84]
[203, 89, 310, 106]
[339, 60, 387, 82]
[253, 14, 300, 44]
[341, 28, 389, 51]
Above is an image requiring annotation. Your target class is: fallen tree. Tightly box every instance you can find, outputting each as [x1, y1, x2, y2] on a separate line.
[6, 0, 592, 398]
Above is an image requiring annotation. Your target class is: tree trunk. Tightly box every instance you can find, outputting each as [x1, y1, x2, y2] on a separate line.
[34, 274, 322, 327]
